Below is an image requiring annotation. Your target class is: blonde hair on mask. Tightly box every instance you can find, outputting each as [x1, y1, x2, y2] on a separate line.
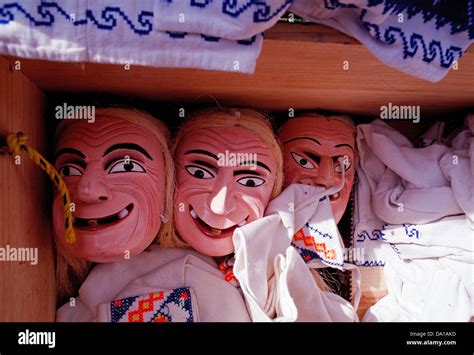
[54, 107, 175, 303]
[159, 107, 284, 248]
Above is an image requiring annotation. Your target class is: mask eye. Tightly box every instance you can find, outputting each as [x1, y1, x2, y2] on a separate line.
[185, 165, 214, 179]
[59, 165, 82, 177]
[291, 152, 315, 169]
[335, 159, 352, 173]
[237, 177, 265, 187]
[108, 159, 145, 174]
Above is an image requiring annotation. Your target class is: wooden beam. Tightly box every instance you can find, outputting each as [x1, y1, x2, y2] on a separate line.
[0, 56, 56, 321]
[4, 23, 473, 118]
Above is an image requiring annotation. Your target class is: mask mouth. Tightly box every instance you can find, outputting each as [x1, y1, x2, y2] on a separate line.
[189, 205, 248, 239]
[74, 203, 134, 231]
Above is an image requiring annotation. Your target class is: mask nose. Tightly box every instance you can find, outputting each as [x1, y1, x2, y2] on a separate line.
[208, 170, 235, 215]
[76, 162, 111, 203]
[313, 157, 335, 189]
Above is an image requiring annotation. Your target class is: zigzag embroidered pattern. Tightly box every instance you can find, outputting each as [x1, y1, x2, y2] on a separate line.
[0, 2, 257, 45]
[292, 244, 344, 268]
[293, 228, 338, 262]
[354, 260, 386, 267]
[110, 288, 194, 323]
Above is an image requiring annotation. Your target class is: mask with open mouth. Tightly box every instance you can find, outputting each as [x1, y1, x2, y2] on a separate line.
[172, 109, 282, 257]
[52, 109, 169, 263]
[279, 114, 357, 223]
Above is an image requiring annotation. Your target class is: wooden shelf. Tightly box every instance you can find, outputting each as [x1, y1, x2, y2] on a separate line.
[3, 23, 473, 118]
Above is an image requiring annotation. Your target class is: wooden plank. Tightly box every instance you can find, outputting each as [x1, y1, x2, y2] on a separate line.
[3, 23, 473, 118]
[0, 56, 55, 321]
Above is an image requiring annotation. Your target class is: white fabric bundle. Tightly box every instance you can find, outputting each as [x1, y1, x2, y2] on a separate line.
[354, 116, 474, 322]
[56, 245, 251, 322]
[290, 0, 473, 82]
[233, 183, 360, 322]
[153, 0, 289, 40]
[0, 0, 290, 73]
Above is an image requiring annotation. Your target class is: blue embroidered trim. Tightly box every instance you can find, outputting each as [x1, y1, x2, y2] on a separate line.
[0, 2, 257, 45]
[324, 0, 474, 40]
[322, 1, 469, 68]
[380, 223, 421, 240]
[110, 295, 139, 321]
[222, 0, 293, 22]
[292, 243, 344, 268]
[0, 2, 153, 35]
[355, 226, 387, 242]
[367, 0, 474, 40]
[324, 0, 357, 11]
[390, 242, 401, 255]
[175, 0, 293, 22]
[305, 222, 334, 239]
[167, 31, 187, 39]
[402, 223, 421, 239]
[361, 13, 464, 69]
[354, 260, 386, 267]
[110, 287, 194, 323]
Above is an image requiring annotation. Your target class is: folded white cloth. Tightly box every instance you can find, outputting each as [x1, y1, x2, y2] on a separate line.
[0, 0, 293, 73]
[153, 0, 290, 40]
[56, 245, 251, 322]
[355, 116, 474, 322]
[233, 183, 360, 322]
[363, 243, 472, 322]
[290, 0, 473, 82]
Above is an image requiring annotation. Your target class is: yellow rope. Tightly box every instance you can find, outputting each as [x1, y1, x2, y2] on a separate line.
[6, 132, 76, 244]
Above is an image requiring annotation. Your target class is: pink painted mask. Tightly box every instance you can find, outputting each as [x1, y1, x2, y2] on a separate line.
[280, 116, 356, 223]
[53, 117, 166, 262]
[174, 126, 277, 257]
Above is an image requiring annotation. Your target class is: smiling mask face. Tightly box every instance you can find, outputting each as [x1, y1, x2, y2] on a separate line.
[53, 117, 166, 263]
[174, 125, 277, 257]
[280, 116, 356, 223]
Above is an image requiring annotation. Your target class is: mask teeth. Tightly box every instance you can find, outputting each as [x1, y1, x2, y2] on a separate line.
[87, 219, 98, 226]
[210, 227, 222, 235]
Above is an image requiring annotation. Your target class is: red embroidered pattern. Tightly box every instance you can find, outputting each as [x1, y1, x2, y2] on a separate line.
[294, 228, 337, 261]
[127, 291, 165, 322]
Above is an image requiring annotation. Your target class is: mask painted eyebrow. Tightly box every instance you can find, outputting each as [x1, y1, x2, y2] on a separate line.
[184, 149, 219, 160]
[234, 169, 262, 176]
[237, 160, 272, 173]
[55, 148, 86, 161]
[103, 143, 152, 160]
[192, 159, 218, 173]
[282, 137, 322, 146]
[334, 143, 355, 152]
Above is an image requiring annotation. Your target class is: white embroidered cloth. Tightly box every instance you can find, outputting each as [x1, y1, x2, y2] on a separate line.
[354, 116, 474, 322]
[56, 245, 251, 322]
[233, 183, 360, 322]
[0, 0, 291, 73]
[290, 0, 473, 82]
